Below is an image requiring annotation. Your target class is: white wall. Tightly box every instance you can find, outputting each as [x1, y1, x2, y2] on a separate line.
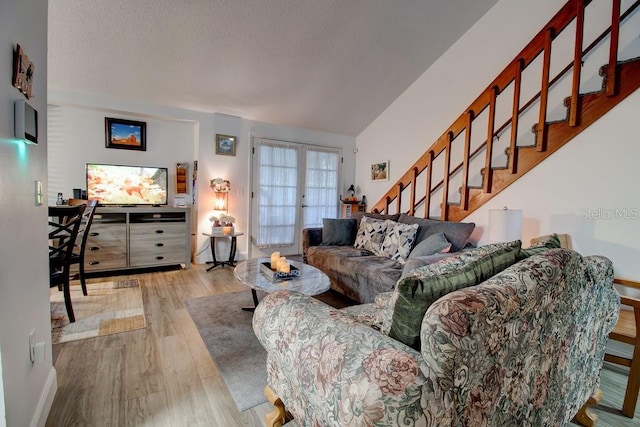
[47, 91, 357, 264]
[47, 103, 197, 206]
[0, 1, 56, 426]
[356, 0, 640, 280]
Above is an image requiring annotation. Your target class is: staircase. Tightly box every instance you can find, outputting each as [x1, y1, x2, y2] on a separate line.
[371, 0, 640, 222]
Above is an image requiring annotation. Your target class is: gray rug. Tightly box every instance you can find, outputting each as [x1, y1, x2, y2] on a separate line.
[185, 291, 267, 412]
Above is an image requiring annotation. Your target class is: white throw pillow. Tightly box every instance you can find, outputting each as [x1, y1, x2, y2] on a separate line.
[353, 217, 394, 254]
[380, 222, 419, 264]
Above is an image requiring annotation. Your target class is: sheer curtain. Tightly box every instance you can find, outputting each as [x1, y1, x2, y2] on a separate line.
[303, 148, 340, 228]
[253, 141, 299, 248]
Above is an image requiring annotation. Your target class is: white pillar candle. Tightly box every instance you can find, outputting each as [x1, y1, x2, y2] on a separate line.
[270, 252, 280, 270]
[280, 262, 291, 273]
[277, 257, 287, 272]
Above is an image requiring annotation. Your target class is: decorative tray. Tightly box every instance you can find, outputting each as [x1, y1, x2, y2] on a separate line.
[259, 262, 300, 281]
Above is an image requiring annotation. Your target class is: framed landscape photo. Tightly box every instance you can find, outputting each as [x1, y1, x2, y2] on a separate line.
[371, 160, 389, 181]
[105, 117, 146, 151]
[216, 134, 237, 156]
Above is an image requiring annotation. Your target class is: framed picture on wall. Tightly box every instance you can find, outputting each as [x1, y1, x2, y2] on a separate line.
[105, 117, 147, 151]
[371, 160, 389, 181]
[215, 134, 236, 156]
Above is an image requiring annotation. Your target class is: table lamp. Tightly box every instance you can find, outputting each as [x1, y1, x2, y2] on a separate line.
[488, 206, 523, 242]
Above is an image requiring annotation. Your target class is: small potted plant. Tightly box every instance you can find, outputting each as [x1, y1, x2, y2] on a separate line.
[210, 213, 235, 235]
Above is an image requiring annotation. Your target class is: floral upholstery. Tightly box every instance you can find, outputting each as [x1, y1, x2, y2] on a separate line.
[254, 249, 619, 426]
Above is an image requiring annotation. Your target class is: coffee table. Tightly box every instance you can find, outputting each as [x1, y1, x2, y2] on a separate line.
[234, 257, 330, 311]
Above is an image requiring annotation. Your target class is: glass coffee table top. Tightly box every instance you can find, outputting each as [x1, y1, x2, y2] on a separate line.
[234, 257, 330, 296]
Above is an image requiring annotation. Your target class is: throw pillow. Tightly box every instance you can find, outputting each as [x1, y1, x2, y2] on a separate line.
[388, 240, 522, 350]
[518, 233, 561, 260]
[397, 214, 475, 252]
[321, 218, 357, 246]
[401, 252, 458, 278]
[353, 217, 394, 254]
[379, 222, 420, 264]
[408, 232, 451, 259]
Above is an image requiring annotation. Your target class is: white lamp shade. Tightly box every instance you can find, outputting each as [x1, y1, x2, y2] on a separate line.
[488, 208, 523, 242]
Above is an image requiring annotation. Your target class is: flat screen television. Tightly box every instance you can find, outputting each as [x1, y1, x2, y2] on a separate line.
[86, 163, 168, 206]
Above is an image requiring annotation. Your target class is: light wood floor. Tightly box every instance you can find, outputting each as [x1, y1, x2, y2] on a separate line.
[47, 263, 640, 426]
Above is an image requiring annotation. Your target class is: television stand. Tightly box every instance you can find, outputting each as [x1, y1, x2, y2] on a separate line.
[83, 206, 191, 274]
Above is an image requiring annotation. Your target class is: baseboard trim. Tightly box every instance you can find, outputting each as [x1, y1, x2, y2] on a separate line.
[30, 367, 57, 427]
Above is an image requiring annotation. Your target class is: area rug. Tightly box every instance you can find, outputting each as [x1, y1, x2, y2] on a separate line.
[50, 279, 146, 344]
[184, 291, 267, 412]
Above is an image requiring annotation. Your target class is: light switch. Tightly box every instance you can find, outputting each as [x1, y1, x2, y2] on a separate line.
[34, 342, 45, 364]
[35, 180, 42, 206]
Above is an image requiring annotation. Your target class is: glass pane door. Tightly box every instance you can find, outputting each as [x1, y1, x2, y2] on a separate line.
[251, 138, 341, 256]
[302, 148, 340, 228]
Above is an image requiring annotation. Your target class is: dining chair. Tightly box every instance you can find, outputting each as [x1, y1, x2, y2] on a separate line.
[67, 198, 98, 295]
[49, 204, 85, 323]
[604, 278, 640, 418]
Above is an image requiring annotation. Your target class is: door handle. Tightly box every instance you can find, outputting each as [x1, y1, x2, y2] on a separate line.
[301, 204, 309, 208]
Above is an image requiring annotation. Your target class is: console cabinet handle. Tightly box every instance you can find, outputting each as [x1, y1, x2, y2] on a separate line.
[89, 246, 100, 251]
[155, 256, 164, 260]
[155, 243, 164, 247]
[89, 232, 99, 236]
[155, 230, 164, 234]
[88, 261, 100, 265]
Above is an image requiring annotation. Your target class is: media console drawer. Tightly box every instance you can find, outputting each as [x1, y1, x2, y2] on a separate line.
[84, 223, 127, 272]
[129, 224, 187, 267]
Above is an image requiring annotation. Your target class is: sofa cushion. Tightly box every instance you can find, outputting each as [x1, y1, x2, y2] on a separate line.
[353, 217, 394, 255]
[397, 214, 475, 252]
[321, 218, 357, 246]
[380, 222, 420, 264]
[408, 232, 451, 259]
[388, 240, 522, 350]
[307, 245, 402, 303]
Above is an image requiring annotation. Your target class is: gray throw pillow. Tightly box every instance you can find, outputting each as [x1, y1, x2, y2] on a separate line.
[321, 218, 357, 246]
[398, 214, 475, 252]
[408, 233, 451, 259]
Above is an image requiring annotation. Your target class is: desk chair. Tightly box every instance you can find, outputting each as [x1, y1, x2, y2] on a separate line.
[604, 278, 640, 418]
[49, 204, 85, 323]
[67, 199, 98, 295]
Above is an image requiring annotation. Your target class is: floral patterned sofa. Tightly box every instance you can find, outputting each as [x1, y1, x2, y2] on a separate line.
[253, 247, 619, 426]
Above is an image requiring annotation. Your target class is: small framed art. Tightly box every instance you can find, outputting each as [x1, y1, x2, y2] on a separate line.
[105, 117, 146, 151]
[216, 134, 237, 156]
[371, 160, 389, 181]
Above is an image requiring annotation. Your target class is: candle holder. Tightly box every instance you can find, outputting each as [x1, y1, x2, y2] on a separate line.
[259, 262, 300, 281]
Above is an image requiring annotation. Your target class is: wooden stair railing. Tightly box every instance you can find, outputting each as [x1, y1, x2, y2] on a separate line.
[371, 0, 640, 222]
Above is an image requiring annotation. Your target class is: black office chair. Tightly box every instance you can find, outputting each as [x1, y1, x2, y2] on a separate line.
[67, 199, 98, 295]
[49, 204, 85, 323]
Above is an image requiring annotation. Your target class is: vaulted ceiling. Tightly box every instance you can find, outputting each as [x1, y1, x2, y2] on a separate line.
[48, 0, 498, 136]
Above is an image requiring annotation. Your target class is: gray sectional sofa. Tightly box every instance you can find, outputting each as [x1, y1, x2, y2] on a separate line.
[302, 212, 475, 303]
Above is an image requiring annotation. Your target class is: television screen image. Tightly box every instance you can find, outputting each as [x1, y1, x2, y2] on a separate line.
[86, 163, 168, 205]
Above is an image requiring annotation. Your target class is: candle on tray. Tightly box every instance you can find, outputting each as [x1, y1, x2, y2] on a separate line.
[277, 257, 287, 272]
[270, 252, 280, 270]
[280, 262, 291, 273]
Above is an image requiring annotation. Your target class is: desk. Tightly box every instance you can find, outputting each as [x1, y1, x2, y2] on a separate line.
[203, 231, 244, 271]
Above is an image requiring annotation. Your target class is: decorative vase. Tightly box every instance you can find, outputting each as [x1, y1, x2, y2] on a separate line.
[212, 221, 223, 235]
[222, 225, 234, 235]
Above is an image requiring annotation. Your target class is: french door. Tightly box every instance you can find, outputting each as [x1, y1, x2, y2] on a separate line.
[250, 137, 341, 256]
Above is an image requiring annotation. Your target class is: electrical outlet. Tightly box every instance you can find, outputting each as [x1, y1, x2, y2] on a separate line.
[29, 329, 36, 363]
